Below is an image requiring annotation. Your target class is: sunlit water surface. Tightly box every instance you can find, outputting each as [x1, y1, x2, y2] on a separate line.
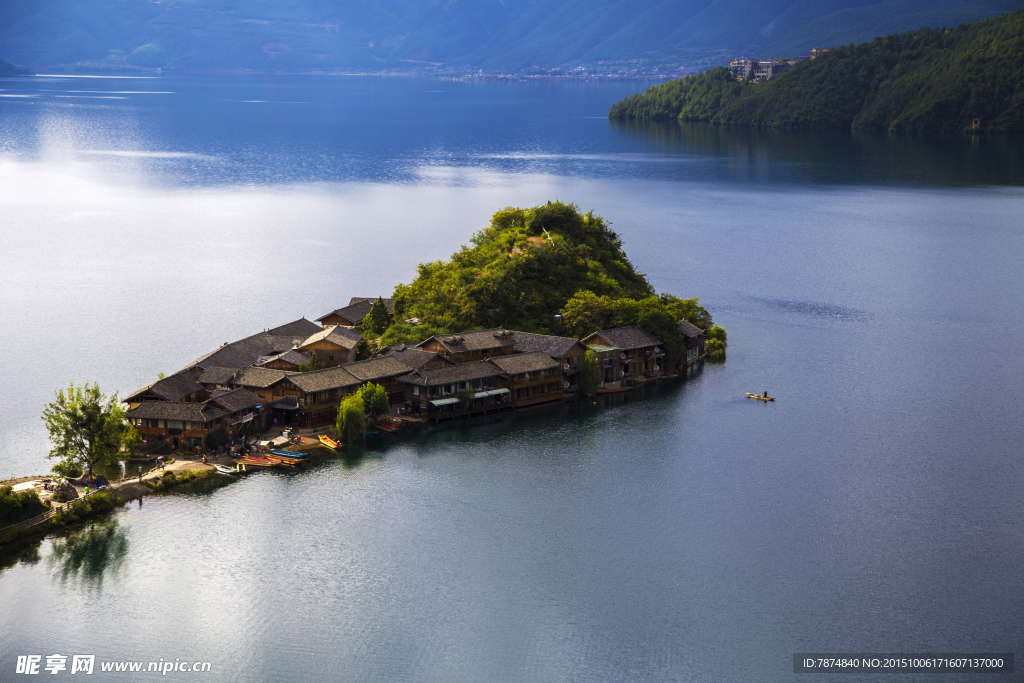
[0, 75, 1022, 682]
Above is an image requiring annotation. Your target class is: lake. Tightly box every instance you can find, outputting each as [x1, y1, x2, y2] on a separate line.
[0, 74, 1022, 682]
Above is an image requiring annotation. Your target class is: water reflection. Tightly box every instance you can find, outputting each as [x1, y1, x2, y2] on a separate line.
[609, 120, 1024, 186]
[48, 520, 128, 588]
[0, 537, 44, 573]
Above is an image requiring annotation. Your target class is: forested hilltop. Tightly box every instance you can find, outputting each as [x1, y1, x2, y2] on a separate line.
[609, 8, 1024, 133]
[374, 202, 724, 367]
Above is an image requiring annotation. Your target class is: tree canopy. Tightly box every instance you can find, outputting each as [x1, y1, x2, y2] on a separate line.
[380, 202, 723, 367]
[299, 351, 326, 372]
[363, 297, 393, 336]
[42, 383, 135, 478]
[336, 395, 366, 445]
[357, 383, 390, 419]
[609, 9, 1024, 134]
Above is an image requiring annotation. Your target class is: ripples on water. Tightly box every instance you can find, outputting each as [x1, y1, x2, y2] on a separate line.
[1, 74, 1022, 682]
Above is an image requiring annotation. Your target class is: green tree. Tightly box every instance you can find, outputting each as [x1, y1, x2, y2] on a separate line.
[561, 290, 611, 338]
[363, 297, 393, 335]
[457, 388, 475, 412]
[578, 349, 600, 395]
[42, 383, 134, 479]
[358, 383, 390, 420]
[336, 394, 366, 445]
[299, 351, 326, 372]
[0, 485, 48, 526]
[706, 325, 727, 361]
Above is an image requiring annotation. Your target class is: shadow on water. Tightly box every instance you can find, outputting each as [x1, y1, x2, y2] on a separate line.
[609, 119, 1024, 186]
[48, 520, 128, 589]
[0, 536, 44, 574]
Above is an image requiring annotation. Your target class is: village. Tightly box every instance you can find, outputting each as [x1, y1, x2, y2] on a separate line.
[123, 296, 709, 455]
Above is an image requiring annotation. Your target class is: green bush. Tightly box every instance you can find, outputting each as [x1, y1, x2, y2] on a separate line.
[0, 485, 49, 526]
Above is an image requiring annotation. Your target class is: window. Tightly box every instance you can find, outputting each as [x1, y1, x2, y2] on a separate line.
[413, 386, 419, 396]
[328, 355, 334, 362]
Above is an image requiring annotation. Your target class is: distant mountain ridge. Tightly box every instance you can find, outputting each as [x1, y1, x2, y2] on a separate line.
[609, 8, 1024, 133]
[0, 0, 1021, 72]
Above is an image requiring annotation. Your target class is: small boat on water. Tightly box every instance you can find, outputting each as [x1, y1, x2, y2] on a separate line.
[746, 393, 775, 401]
[319, 434, 340, 449]
[235, 456, 291, 468]
[376, 418, 402, 433]
[269, 449, 308, 460]
[597, 382, 631, 395]
[215, 465, 238, 475]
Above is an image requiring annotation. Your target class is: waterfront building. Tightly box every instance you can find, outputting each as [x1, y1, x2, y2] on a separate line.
[488, 351, 565, 407]
[125, 388, 266, 450]
[583, 326, 664, 382]
[399, 361, 510, 420]
[377, 344, 457, 370]
[678, 320, 707, 365]
[510, 331, 589, 392]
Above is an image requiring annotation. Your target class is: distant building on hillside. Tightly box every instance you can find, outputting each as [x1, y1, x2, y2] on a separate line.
[810, 48, 830, 59]
[729, 49, 823, 82]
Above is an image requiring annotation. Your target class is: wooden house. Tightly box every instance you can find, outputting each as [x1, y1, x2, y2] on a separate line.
[510, 331, 589, 392]
[125, 370, 206, 409]
[125, 388, 265, 451]
[488, 351, 564, 407]
[583, 326, 665, 383]
[316, 298, 395, 328]
[417, 328, 517, 363]
[339, 356, 415, 408]
[399, 361, 510, 420]
[296, 326, 363, 366]
[287, 366, 361, 428]
[678, 320, 707, 366]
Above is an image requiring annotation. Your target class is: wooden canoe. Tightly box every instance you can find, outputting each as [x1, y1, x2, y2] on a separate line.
[746, 393, 775, 401]
[597, 386, 631, 395]
[375, 421, 401, 433]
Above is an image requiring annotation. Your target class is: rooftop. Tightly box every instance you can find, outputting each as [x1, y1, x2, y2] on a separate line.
[400, 360, 504, 386]
[510, 330, 583, 357]
[488, 351, 559, 374]
[418, 328, 516, 354]
[126, 401, 227, 423]
[384, 346, 454, 370]
[584, 326, 662, 351]
[678, 320, 706, 338]
[316, 298, 394, 325]
[287, 366, 359, 393]
[299, 325, 363, 350]
[126, 370, 203, 403]
[232, 366, 294, 389]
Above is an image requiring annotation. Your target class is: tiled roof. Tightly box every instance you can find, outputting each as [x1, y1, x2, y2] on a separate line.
[254, 349, 309, 367]
[198, 367, 239, 385]
[488, 351, 559, 374]
[678, 320, 706, 338]
[385, 347, 451, 370]
[232, 366, 294, 389]
[268, 317, 321, 341]
[126, 401, 227, 423]
[126, 370, 203, 403]
[418, 328, 516, 354]
[510, 331, 584, 358]
[348, 297, 395, 314]
[584, 326, 662, 351]
[400, 361, 504, 387]
[287, 366, 359, 393]
[206, 388, 263, 414]
[342, 356, 413, 382]
[316, 298, 394, 325]
[299, 325, 363, 350]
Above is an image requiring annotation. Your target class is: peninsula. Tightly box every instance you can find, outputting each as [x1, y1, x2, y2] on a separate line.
[608, 8, 1024, 134]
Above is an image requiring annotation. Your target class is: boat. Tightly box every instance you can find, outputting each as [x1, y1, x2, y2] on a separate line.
[596, 382, 631, 395]
[234, 456, 291, 468]
[375, 418, 402, 433]
[319, 434, 340, 449]
[269, 449, 308, 459]
[746, 393, 775, 401]
[214, 465, 238, 475]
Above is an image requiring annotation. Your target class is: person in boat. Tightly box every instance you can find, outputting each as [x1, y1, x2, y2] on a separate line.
[764, 390, 768, 398]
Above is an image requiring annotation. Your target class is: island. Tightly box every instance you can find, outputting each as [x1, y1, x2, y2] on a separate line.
[0, 59, 33, 76]
[608, 8, 1024, 134]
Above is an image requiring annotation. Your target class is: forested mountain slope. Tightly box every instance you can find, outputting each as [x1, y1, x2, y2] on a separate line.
[0, 0, 1019, 72]
[609, 9, 1024, 133]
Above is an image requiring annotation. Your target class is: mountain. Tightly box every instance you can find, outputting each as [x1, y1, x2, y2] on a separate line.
[608, 8, 1024, 133]
[0, 0, 1020, 72]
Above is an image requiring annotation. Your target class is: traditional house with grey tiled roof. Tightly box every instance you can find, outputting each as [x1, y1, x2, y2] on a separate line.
[399, 361, 510, 420]
[125, 387, 267, 451]
[316, 298, 395, 328]
[296, 325, 363, 366]
[488, 351, 565, 407]
[511, 331, 589, 391]
[125, 370, 205, 407]
[377, 345, 457, 371]
[417, 328, 517, 363]
[254, 349, 310, 371]
[678, 320, 706, 365]
[583, 326, 665, 383]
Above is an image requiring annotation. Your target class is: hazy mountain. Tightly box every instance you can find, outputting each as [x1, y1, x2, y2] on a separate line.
[0, 0, 1020, 72]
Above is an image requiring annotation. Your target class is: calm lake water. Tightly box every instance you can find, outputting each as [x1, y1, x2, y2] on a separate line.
[1, 75, 1022, 682]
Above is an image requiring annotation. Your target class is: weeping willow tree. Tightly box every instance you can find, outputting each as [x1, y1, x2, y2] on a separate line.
[335, 395, 366, 445]
[578, 349, 600, 395]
